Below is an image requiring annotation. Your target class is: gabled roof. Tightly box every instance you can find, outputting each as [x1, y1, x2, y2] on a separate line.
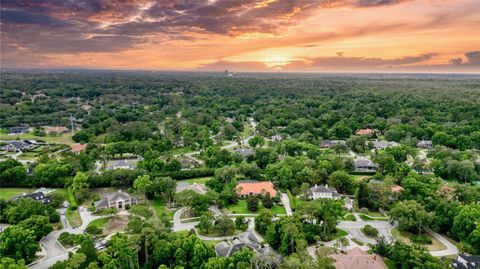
[71, 143, 87, 153]
[6, 140, 31, 150]
[235, 148, 253, 157]
[355, 129, 375, 135]
[310, 185, 340, 196]
[214, 232, 266, 257]
[106, 190, 134, 202]
[355, 157, 377, 167]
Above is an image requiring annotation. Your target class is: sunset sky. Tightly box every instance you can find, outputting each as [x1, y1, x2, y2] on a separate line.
[1, 0, 479, 73]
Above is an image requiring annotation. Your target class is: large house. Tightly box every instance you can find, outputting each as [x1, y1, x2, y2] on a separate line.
[95, 190, 137, 210]
[12, 191, 52, 204]
[176, 182, 208, 195]
[321, 140, 346, 148]
[330, 247, 387, 269]
[8, 126, 29, 135]
[106, 159, 136, 170]
[309, 184, 341, 200]
[2, 140, 36, 152]
[71, 143, 87, 154]
[417, 140, 433, 148]
[236, 181, 277, 197]
[370, 140, 399, 150]
[178, 156, 200, 169]
[235, 148, 253, 159]
[354, 157, 378, 172]
[44, 126, 69, 134]
[450, 253, 480, 269]
[355, 128, 375, 136]
[215, 232, 275, 257]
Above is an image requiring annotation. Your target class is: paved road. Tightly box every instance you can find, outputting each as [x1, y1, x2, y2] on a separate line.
[426, 228, 459, 257]
[279, 193, 292, 216]
[29, 207, 106, 269]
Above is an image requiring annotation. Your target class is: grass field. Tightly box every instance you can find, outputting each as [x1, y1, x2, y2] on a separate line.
[358, 214, 388, 221]
[351, 238, 365, 246]
[0, 188, 33, 200]
[0, 132, 75, 145]
[152, 197, 175, 220]
[342, 213, 357, 221]
[66, 188, 82, 228]
[87, 217, 112, 229]
[225, 200, 286, 215]
[391, 228, 446, 251]
[178, 177, 212, 185]
[332, 228, 349, 240]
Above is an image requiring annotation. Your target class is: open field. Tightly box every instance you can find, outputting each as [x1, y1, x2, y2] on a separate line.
[178, 177, 211, 185]
[152, 197, 176, 220]
[225, 200, 286, 215]
[391, 228, 446, 251]
[0, 188, 34, 200]
[0, 132, 75, 145]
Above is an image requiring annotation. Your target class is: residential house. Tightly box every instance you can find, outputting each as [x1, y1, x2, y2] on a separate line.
[215, 232, 275, 257]
[12, 192, 52, 204]
[176, 182, 208, 195]
[330, 247, 387, 269]
[321, 140, 346, 148]
[417, 140, 433, 148]
[308, 184, 341, 200]
[344, 197, 354, 210]
[8, 126, 29, 135]
[71, 143, 87, 154]
[236, 181, 277, 197]
[235, 148, 253, 159]
[354, 157, 378, 172]
[224, 117, 235, 123]
[106, 159, 136, 170]
[271, 134, 282, 141]
[44, 126, 69, 134]
[179, 156, 200, 169]
[355, 128, 375, 136]
[371, 140, 399, 150]
[1, 140, 36, 152]
[95, 190, 137, 210]
[450, 253, 480, 269]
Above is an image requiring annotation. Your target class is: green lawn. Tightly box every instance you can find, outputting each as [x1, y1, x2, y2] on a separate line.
[87, 217, 112, 229]
[178, 177, 212, 185]
[0, 188, 33, 200]
[331, 228, 348, 240]
[351, 238, 365, 246]
[391, 228, 446, 251]
[342, 213, 357, 221]
[358, 214, 388, 221]
[225, 200, 286, 215]
[152, 198, 175, 220]
[0, 132, 75, 145]
[197, 229, 245, 237]
[66, 188, 82, 228]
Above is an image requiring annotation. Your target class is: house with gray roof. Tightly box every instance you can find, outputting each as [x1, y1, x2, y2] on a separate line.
[371, 140, 399, 150]
[235, 148, 253, 158]
[12, 191, 52, 204]
[95, 190, 137, 211]
[215, 232, 275, 257]
[417, 140, 433, 148]
[309, 184, 341, 200]
[354, 157, 378, 172]
[1, 140, 36, 152]
[8, 127, 29, 135]
[106, 159, 136, 170]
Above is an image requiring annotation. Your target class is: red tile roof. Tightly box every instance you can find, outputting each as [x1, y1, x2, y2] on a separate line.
[355, 128, 375, 135]
[45, 126, 69, 133]
[71, 143, 87, 153]
[236, 181, 277, 197]
[330, 247, 387, 269]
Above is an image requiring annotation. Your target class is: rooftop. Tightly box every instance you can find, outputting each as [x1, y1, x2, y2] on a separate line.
[236, 181, 277, 196]
[330, 247, 387, 269]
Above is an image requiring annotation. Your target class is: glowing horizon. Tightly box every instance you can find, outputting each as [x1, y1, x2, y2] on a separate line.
[1, 0, 479, 73]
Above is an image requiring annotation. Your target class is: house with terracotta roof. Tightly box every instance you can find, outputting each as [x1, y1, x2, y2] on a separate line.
[71, 143, 87, 154]
[44, 126, 69, 134]
[236, 181, 277, 197]
[330, 247, 387, 269]
[355, 128, 375, 136]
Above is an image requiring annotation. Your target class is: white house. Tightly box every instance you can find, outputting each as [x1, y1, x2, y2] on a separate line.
[309, 184, 341, 200]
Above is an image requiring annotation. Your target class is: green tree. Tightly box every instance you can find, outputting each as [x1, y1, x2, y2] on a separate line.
[214, 216, 235, 236]
[18, 215, 53, 240]
[255, 210, 273, 235]
[247, 196, 259, 212]
[0, 226, 39, 262]
[249, 135, 265, 148]
[196, 214, 214, 233]
[134, 175, 153, 202]
[327, 171, 354, 194]
[390, 200, 434, 234]
[71, 171, 89, 203]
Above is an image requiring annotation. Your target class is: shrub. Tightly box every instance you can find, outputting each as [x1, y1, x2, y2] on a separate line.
[58, 232, 85, 247]
[91, 194, 101, 201]
[359, 208, 370, 215]
[247, 196, 259, 212]
[129, 205, 153, 218]
[85, 225, 102, 235]
[235, 216, 248, 230]
[262, 193, 273, 209]
[362, 225, 379, 237]
[411, 234, 432, 245]
[70, 205, 78, 210]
